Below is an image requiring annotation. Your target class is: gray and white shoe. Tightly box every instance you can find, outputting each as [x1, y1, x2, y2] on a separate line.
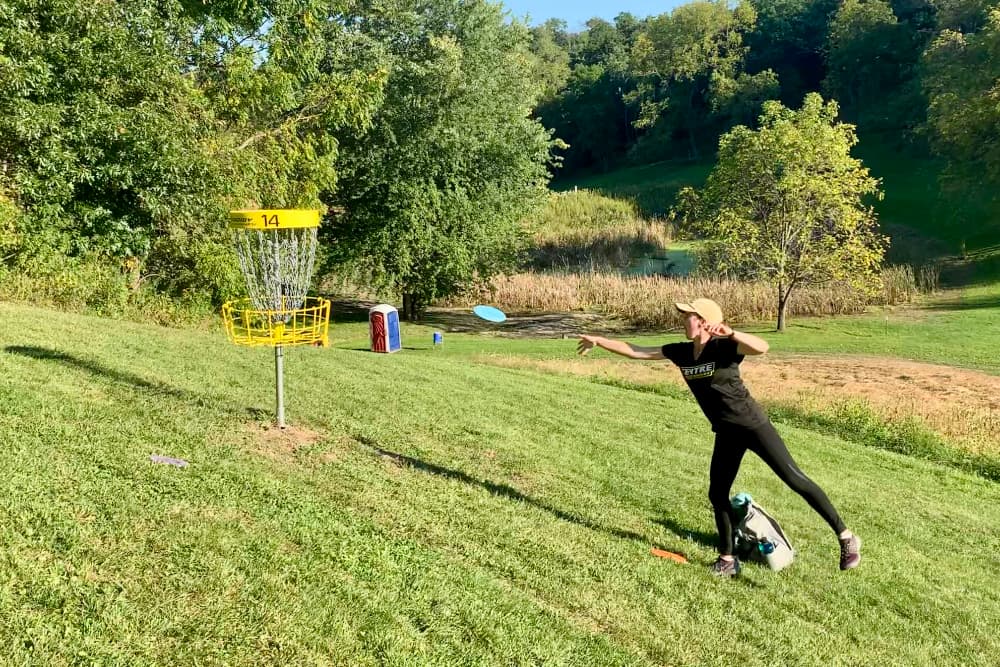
[710, 556, 741, 577]
[839, 534, 862, 570]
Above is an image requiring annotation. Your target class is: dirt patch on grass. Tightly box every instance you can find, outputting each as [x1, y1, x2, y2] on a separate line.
[750, 355, 1000, 454]
[244, 423, 326, 462]
[476, 353, 1000, 455]
[229, 420, 363, 465]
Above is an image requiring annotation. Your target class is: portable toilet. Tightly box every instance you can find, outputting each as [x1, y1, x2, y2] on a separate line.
[369, 304, 401, 353]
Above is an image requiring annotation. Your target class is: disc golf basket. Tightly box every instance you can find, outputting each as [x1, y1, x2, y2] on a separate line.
[221, 209, 330, 428]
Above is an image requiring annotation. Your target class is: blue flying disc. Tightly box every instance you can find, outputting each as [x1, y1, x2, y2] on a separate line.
[473, 305, 507, 323]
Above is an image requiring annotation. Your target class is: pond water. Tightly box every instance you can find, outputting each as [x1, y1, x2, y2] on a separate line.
[625, 246, 696, 277]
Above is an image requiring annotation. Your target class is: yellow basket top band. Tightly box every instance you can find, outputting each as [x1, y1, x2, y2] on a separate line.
[229, 209, 320, 230]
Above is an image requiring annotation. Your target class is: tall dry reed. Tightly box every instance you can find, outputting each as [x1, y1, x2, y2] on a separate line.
[445, 271, 906, 327]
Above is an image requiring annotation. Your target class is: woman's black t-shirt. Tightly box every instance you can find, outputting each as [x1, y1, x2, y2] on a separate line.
[661, 337, 768, 432]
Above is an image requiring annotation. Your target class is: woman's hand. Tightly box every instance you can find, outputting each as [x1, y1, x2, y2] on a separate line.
[577, 335, 600, 355]
[704, 322, 734, 338]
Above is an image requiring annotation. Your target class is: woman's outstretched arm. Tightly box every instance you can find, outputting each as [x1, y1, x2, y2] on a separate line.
[577, 335, 666, 360]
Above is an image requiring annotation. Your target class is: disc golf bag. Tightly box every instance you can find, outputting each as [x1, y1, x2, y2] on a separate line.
[731, 492, 795, 571]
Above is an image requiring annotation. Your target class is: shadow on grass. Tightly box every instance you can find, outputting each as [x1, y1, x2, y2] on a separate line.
[325, 298, 380, 324]
[651, 516, 718, 550]
[361, 439, 768, 585]
[938, 245, 1000, 289]
[4, 345, 250, 417]
[653, 518, 766, 588]
[920, 292, 1000, 312]
[355, 435, 691, 549]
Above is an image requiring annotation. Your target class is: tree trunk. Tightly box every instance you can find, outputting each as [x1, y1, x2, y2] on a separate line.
[402, 292, 421, 322]
[687, 126, 700, 161]
[402, 293, 413, 321]
[686, 88, 700, 160]
[776, 284, 789, 332]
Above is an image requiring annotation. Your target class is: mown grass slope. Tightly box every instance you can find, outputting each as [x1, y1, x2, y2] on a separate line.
[1, 301, 998, 665]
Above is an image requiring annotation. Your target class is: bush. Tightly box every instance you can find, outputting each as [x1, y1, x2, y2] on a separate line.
[0, 250, 220, 327]
[878, 264, 919, 305]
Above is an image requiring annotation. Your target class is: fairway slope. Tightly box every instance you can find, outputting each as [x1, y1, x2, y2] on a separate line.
[1, 302, 998, 666]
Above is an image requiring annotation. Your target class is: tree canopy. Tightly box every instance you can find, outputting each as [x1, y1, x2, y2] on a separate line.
[3, 0, 1000, 317]
[0, 0, 552, 314]
[923, 8, 1000, 193]
[677, 94, 886, 330]
[323, 0, 555, 319]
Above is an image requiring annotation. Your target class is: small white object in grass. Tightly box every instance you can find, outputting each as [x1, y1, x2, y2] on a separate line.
[150, 454, 188, 468]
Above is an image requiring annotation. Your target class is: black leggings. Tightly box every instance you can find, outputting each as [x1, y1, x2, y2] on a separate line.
[709, 421, 846, 555]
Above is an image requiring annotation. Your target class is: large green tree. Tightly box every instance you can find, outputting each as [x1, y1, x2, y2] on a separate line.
[0, 0, 218, 287]
[0, 0, 384, 305]
[923, 8, 1000, 195]
[324, 0, 555, 319]
[537, 64, 635, 173]
[932, 0, 994, 31]
[535, 14, 643, 174]
[824, 0, 926, 131]
[676, 94, 886, 330]
[527, 19, 572, 103]
[746, 0, 838, 106]
[629, 0, 777, 160]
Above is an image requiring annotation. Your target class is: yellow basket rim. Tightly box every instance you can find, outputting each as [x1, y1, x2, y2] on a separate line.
[222, 296, 329, 314]
[228, 209, 320, 231]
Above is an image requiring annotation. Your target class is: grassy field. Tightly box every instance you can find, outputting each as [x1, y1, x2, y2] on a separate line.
[406, 282, 1000, 477]
[2, 299, 999, 665]
[415, 283, 1000, 374]
[852, 141, 1000, 256]
[524, 190, 674, 273]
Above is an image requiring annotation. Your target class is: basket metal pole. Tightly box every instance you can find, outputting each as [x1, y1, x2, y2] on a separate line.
[275, 344, 286, 429]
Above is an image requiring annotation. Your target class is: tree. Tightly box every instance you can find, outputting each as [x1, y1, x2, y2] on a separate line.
[824, 0, 918, 124]
[0, 0, 222, 289]
[614, 12, 643, 45]
[676, 94, 886, 331]
[527, 20, 571, 102]
[0, 0, 385, 305]
[325, 0, 554, 319]
[629, 0, 773, 160]
[575, 18, 628, 70]
[746, 0, 838, 106]
[534, 14, 645, 175]
[537, 63, 635, 173]
[923, 8, 1000, 194]
[932, 0, 993, 32]
[161, 0, 387, 299]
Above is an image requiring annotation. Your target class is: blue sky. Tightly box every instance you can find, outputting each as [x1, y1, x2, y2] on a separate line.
[500, 1, 688, 30]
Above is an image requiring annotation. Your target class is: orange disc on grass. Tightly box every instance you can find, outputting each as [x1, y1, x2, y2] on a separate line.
[650, 548, 689, 564]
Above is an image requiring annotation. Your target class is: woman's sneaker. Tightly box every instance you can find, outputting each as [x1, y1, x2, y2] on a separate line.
[710, 556, 740, 577]
[839, 534, 862, 570]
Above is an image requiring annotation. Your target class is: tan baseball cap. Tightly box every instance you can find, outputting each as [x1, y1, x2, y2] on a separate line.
[675, 298, 724, 325]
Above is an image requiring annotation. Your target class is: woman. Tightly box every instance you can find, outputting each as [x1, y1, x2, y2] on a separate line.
[577, 298, 861, 577]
